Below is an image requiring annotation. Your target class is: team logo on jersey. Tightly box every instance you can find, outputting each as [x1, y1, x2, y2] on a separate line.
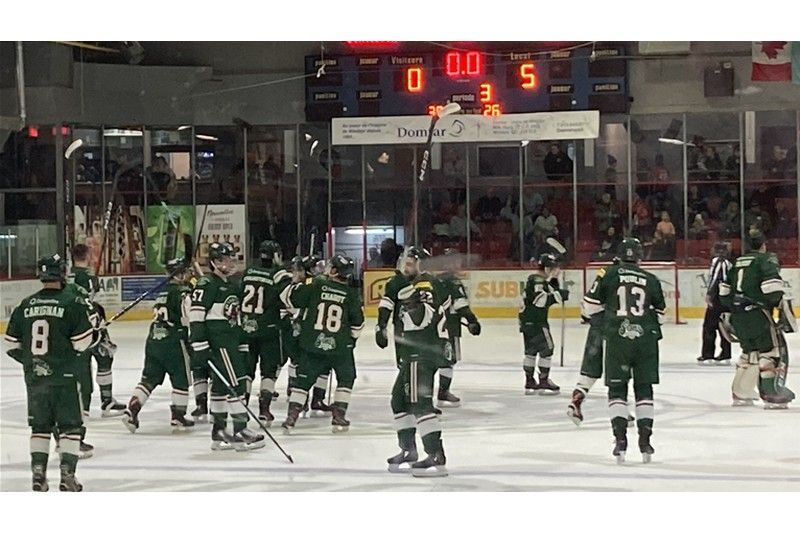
[242, 318, 258, 334]
[151, 323, 169, 340]
[222, 295, 241, 325]
[618, 319, 644, 339]
[314, 332, 337, 352]
[32, 359, 53, 377]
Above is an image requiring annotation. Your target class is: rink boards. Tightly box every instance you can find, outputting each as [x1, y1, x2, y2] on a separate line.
[2, 267, 799, 332]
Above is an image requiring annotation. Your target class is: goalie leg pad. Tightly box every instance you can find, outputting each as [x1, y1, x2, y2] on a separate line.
[732, 352, 760, 400]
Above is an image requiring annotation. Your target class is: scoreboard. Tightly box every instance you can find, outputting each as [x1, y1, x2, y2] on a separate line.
[304, 44, 628, 121]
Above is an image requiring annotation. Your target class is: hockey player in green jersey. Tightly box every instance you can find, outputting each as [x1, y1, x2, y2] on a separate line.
[240, 240, 292, 425]
[281, 254, 332, 416]
[436, 249, 481, 407]
[69, 244, 125, 417]
[375, 251, 414, 364]
[519, 253, 569, 395]
[387, 249, 453, 477]
[719, 230, 795, 408]
[280, 254, 365, 434]
[189, 242, 265, 451]
[3, 254, 94, 491]
[121, 257, 195, 433]
[583, 238, 666, 464]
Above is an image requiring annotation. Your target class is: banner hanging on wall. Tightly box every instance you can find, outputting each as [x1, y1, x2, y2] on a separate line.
[144, 204, 195, 273]
[332, 110, 600, 146]
[195, 204, 247, 270]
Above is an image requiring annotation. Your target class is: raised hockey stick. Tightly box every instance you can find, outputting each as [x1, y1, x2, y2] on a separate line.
[95, 166, 123, 275]
[207, 360, 294, 464]
[192, 203, 209, 276]
[559, 269, 566, 367]
[417, 102, 461, 182]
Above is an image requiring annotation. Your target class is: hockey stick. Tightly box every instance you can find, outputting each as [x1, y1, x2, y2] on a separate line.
[417, 102, 461, 182]
[95, 166, 123, 275]
[192, 203, 209, 276]
[207, 360, 294, 464]
[546, 236, 567, 257]
[559, 269, 566, 367]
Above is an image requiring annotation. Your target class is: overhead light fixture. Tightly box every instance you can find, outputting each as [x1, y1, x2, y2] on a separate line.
[195, 134, 219, 141]
[104, 128, 143, 137]
[177, 125, 191, 131]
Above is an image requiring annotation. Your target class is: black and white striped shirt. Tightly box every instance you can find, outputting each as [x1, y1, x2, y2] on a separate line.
[707, 256, 731, 299]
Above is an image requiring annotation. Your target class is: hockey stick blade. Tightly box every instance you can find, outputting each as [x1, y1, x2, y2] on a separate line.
[206, 360, 294, 464]
[64, 139, 84, 159]
[437, 102, 462, 118]
[546, 237, 567, 255]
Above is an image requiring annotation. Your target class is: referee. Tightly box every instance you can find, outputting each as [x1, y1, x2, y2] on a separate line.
[698, 241, 732, 364]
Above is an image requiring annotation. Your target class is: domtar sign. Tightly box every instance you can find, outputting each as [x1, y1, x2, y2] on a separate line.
[332, 110, 599, 146]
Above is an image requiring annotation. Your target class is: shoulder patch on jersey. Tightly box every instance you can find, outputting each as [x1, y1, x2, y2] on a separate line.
[597, 268, 606, 278]
[414, 280, 433, 291]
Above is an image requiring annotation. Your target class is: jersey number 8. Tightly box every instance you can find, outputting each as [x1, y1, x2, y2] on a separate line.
[314, 303, 343, 333]
[31, 319, 49, 355]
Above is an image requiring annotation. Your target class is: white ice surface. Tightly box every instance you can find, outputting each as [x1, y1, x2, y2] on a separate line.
[2, 318, 799, 491]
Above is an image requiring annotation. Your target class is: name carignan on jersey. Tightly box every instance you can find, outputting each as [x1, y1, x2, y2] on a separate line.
[24, 305, 65, 318]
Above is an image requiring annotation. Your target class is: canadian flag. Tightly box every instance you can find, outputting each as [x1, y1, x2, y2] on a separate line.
[751, 41, 792, 81]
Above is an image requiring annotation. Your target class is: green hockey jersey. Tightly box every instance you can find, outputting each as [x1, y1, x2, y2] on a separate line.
[4, 286, 94, 383]
[397, 272, 451, 365]
[519, 273, 563, 330]
[189, 272, 242, 353]
[720, 252, 784, 311]
[69, 266, 98, 301]
[240, 264, 291, 337]
[283, 275, 364, 357]
[583, 263, 666, 339]
[150, 281, 191, 342]
[377, 270, 410, 332]
[438, 271, 477, 338]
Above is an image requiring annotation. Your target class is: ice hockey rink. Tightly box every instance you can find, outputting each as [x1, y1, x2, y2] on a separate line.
[2, 318, 798, 492]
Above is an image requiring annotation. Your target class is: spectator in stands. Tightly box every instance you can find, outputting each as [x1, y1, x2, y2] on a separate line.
[773, 201, 796, 238]
[595, 192, 621, 234]
[656, 211, 676, 240]
[636, 157, 651, 182]
[749, 185, 777, 223]
[544, 143, 572, 181]
[725, 144, 740, 179]
[594, 226, 621, 261]
[434, 194, 457, 225]
[765, 144, 789, 179]
[651, 153, 670, 181]
[522, 189, 544, 216]
[632, 193, 653, 239]
[699, 145, 723, 179]
[379, 238, 401, 267]
[368, 247, 381, 268]
[651, 229, 675, 261]
[450, 204, 481, 239]
[744, 202, 772, 235]
[688, 184, 707, 220]
[533, 206, 558, 242]
[721, 201, 740, 237]
[474, 187, 503, 222]
[688, 135, 706, 172]
[688, 213, 709, 240]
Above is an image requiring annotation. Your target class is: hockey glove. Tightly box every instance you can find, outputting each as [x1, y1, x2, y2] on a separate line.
[558, 289, 570, 301]
[375, 325, 389, 349]
[467, 320, 482, 336]
[548, 278, 560, 290]
[7, 348, 26, 365]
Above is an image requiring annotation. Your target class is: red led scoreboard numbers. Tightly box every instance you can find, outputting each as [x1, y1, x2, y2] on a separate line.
[305, 45, 628, 121]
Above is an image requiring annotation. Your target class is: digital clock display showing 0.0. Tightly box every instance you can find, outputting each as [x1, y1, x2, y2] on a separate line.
[304, 46, 628, 120]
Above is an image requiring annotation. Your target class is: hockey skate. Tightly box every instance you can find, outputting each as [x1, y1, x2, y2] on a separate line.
[731, 393, 756, 407]
[211, 429, 235, 451]
[567, 389, 585, 426]
[627, 415, 636, 427]
[258, 394, 275, 427]
[714, 355, 732, 365]
[191, 394, 209, 423]
[232, 428, 266, 452]
[612, 435, 627, 465]
[170, 406, 195, 431]
[536, 376, 561, 395]
[281, 405, 303, 435]
[59, 468, 83, 492]
[32, 466, 48, 492]
[331, 405, 350, 433]
[411, 450, 448, 478]
[762, 393, 791, 410]
[387, 448, 418, 473]
[121, 398, 142, 433]
[639, 433, 655, 464]
[78, 441, 94, 460]
[309, 388, 332, 418]
[101, 397, 126, 418]
[437, 390, 461, 408]
[696, 355, 715, 365]
[524, 375, 538, 395]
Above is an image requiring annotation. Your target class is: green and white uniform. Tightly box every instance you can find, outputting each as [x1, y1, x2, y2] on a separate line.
[583, 263, 665, 440]
[4, 286, 93, 480]
[282, 275, 364, 415]
[189, 272, 251, 435]
[519, 273, 563, 380]
[240, 264, 291, 398]
[390, 273, 451, 456]
[437, 271, 479, 393]
[131, 281, 193, 413]
[720, 251, 794, 404]
[378, 271, 412, 365]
